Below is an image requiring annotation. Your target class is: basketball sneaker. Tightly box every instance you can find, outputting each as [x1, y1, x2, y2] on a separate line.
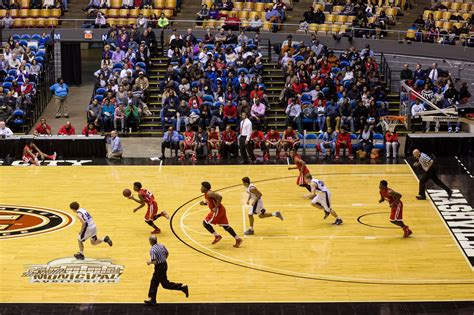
[207, 154, 212, 160]
[275, 211, 284, 220]
[263, 153, 269, 162]
[191, 154, 197, 162]
[104, 235, 113, 246]
[333, 218, 343, 225]
[403, 226, 412, 238]
[50, 152, 57, 160]
[335, 155, 340, 160]
[349, 155, 354, 160]
[160, 211, 170, 220]
[212, 235, 222, 244]
[178, 154, 185, 161]
[151, 228, 161, 234]
[74, 252, 85, 260]
[244, 228, 254, 235]
[323, 211, 330, 220]
[233, 238, 243, 248]
[217, 154, 222, 160]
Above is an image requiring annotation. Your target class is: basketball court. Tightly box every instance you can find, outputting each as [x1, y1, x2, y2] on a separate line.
[1, 162, 473, 305]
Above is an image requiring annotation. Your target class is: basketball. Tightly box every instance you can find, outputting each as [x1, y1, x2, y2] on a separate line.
[122, 188, 132, 197]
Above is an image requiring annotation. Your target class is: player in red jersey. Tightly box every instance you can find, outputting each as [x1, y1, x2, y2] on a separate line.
[200, 181, 242, 248]
[248, 126, 267, 162]
[179, 125, 197, 161]
[221, 125, 238, 158]
[129, 182, 170, 234]
[22, 140, 56, 166]
[288, 150, 311, 192]
[207, 126, 222, 160]
[281, 126, 300, 156]
[335, 126, 353, 160]
[379, 180, 412, 238]
[265, 128, 281, 160]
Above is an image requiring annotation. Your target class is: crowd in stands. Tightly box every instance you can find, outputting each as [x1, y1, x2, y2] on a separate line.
[400, 62, 471, 133]
[406, 1, 473, 46]
[0, 0, 66, 29]
[86, 25, 155, 133]
[0, 0, 67, 10]
[1, 33, 51, 129]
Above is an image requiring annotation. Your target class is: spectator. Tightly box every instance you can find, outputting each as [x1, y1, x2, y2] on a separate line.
[223, 12, 241, 31]
[87, 99, 101, 125]
[427, 63, 443, 82]
[335, 126, 353, 160]
[136, 13, 148, 29]
[221, 125, 238, 159]
[178, 125, 197, 161]
[400, 64, 413, 82]
[207, 126, 222, 159]
[250, 97, 267, 131]
[33, 118, 52, 136]
[100, 99, 115, 132]
[0, 121, 13, 137]
[385, 130, 399, 158]
[108, 130, 123, 159]
[161, 99, 177, 131]
[125, 102, 140, 132]
[82, 123, 98, 135]
[320, 127, 337, 159]
[50, 78, 69, 118]
[196, 4, 209, 26]
[176, 100, 191, 131]
[22, 141, 56, 166]
[58, 121, 76, 135]
[264, 127, 281, 159]
[246, 15, 263, 32]
[161, 126, 180, 159]
[339, 100, 354, 132]
[413, 64, 426, 83]
[114, 103, 126, 133]
[356, 124, 373, 159]
[281, 126, 299, 154]
[1, 12, 13, 29]
[326, 102, 340, 132]
[248, 126, 266, 162]
[265, 6, 280, 33]
[83, 0, 100, 10]
[302, 7, 315, 23]
[94, 12, 108, 28]
[410, 99, 427, 132]
[196, 126, 208, 158]
[285, 98, 302, 134]
[157, 13, 169, 29]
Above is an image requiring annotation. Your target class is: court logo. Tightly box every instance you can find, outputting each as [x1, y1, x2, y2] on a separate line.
[22, 258, 124, 283]
[428, 189, 474, 268]
[0, 205, 74, 239]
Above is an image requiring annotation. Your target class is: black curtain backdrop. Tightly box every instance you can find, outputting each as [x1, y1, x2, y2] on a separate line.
[61, 43, 82, 86]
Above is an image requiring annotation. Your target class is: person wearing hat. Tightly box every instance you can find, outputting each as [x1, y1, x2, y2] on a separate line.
[134, 71, 149, 101]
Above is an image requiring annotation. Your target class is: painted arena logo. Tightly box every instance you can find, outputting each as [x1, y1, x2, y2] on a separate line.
[22, 257, 124, 283]
[428, 189, 474, 268]
[0, 205, 74, 239]
[0, 160, 93, 166]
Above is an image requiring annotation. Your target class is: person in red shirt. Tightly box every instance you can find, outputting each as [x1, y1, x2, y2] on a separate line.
[291, 77, 305, 98]
[33, 118, 52, 136]
[335, 126, 353, 159]
[58, 121, 76, 136]
[188, 94, 202, 109]
[207, 126, 222, 160]
[221, 125, 238, 158]
[82, 123, 98, 135]
[223, 101, 237, 125]
[20, 78, 34, 95]
[22, 140, 56, 166]
[200, 181, 242, 247]
[281, 126, 300, 155]
[223, 12, 241, 31]
[288, 150, 311, 192]
[248, 126, 267, 162]
[385, 130, 399, 158]
[265, 128, 281, 159]
[379, 180, 412, 238]
[129, 182, 169, 234]
[179, 125, 197, 161]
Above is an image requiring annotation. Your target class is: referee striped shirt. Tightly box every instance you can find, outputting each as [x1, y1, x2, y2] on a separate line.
[150, 243, 168, 264]
[418, 152, 432, 172]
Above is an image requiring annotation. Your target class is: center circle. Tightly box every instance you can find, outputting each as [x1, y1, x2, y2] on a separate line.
[357, 212, 399, 229]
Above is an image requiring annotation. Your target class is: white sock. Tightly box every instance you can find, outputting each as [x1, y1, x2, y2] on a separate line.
[271, 213, 276, 216]
[212, 232, 218, 236]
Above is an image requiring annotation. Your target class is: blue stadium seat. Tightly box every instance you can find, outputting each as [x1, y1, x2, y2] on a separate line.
[237, 68, 248, 75]
[96, 87, 106, 95]
[202, 94, 214, 102]
[20, 34, 31, 40]
[136, 62, 146, 70]
[331, 67, 341, 74]
[13, 109, 25, 116]
[350, 133, 358, 140]
[19, 40, 28, 47]
[247, 44, 257, 51]
[205, 44, 214, 50]
[373, 133, 385, 150]
[35, 56, 44, 63]
[304, 133, 318, 149]
[202, 101, 212, 108]
[31, 34, 42, 40]
[4, 76, 14, 82]
[12, 35, 20, 41]
[113, 63, 123, 69]
[8, 69, 17, 76]
[294, 55, 304, 62]
[35, 51, 45, 57]
[2, 82, 12, 89]
[301, 94, 312, 103]
[94, 95, 104, 102]
[339, 60, 350, 68]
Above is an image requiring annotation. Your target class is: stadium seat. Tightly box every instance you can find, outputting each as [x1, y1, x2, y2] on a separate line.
[373, 133, 385, 150]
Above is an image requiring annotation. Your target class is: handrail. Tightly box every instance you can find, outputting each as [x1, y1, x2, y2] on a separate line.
[400, 80, 449, 116]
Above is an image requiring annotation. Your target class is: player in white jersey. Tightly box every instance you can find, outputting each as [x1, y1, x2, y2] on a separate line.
[69, 202, 113, 260]
[304, 174, 343, 225]
[242, 177, 284, 235]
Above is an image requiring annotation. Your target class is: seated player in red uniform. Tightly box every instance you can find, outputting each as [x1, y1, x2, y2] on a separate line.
[281, 126, 300, 156]
[129, 182, 169, 234]
[248, 126, 267, 162]
[221, 125, 238, 159]
[200, 181, 242, 248]
[379, 180, 412, 238]
[335, 126, 353, 160]
[265, 127, 281, 160]
[22, 140, 56, 166]
[288, 150, 311, 192]
[179, 125, 197, 161]
[207, 126, 222, 160]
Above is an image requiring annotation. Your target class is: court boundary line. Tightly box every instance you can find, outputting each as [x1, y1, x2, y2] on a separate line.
[170, 172, 474, 285]
[2, 300, 474, 304]
[404, 159, 474, 271]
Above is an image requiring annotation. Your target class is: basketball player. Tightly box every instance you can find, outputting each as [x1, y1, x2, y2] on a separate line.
[22, 140, 56, 166]
[129, 182, 169, 234]
[200, 181, 242, 248]
[69, 202, 112, 260]
[288, 150, 311, 192]
[207, 126, 222, 160]
[379, 180, 412, 237]
[281, 126, 300, 155]
[179, 125, 197, 161]
[265, 127, 281, 159]
[242, 177, 283, 235]
[304, 174, 343, 225]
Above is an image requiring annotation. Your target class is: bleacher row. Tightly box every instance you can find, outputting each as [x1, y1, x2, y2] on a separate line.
[0, 8, 62, 28]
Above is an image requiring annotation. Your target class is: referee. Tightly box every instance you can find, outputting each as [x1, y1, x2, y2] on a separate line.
[144, 235, 189, 305]
[413, 149, 452, 200]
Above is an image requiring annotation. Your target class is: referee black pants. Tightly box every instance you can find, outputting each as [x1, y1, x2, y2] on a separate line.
[418, 166, 451, 197]
[148, 262, 184, 301]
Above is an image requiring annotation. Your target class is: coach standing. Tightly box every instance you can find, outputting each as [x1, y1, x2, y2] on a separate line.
[50, 78, 69, 118]
[413, 149, 452, 200]
[239, 112, 252, 164]
[144, 235, 189, 305]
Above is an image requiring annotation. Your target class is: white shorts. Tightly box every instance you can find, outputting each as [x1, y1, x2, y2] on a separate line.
[78, 223, 97, 242]
[311, 191, 331, 212]
[249, 198, 265, 215]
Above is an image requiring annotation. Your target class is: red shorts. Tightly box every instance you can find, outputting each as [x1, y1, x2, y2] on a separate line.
[183, 142, 194, 150]
[145, 201, 159, 221]
[209, 142, 220, 149]
[297, 173, 307, 185]
[390, 201, 403, 221]
[22, 153, 37, 163]
[204, 206, 229, 226]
